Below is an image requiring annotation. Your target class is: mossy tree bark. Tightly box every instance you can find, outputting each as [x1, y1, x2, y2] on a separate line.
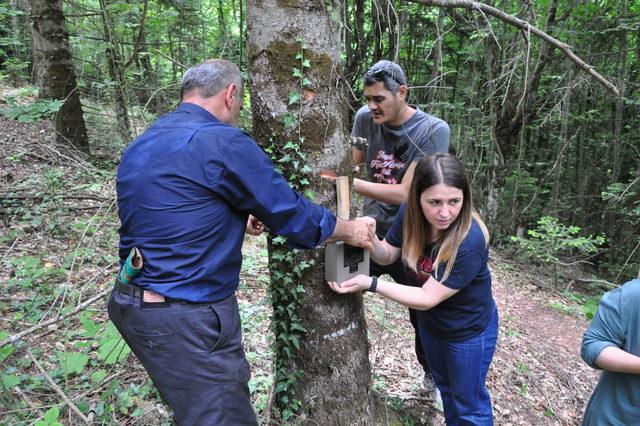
[29, 0, 89, 153]
[246, 0, 382, 423]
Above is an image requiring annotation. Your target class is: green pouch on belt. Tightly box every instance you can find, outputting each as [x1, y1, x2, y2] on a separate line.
[118, 247, 143, 284]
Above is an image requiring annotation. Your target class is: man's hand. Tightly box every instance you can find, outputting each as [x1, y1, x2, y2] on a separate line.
[326, 217, 374, 250]
[246, 215, 265, 236]
[357, 216, 376, 240]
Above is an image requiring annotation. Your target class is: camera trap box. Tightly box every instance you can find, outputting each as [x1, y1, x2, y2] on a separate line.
[325, 242, 370, 283]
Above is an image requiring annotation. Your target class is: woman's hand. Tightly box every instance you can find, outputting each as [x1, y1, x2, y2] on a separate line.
[327, 274, 372, 294]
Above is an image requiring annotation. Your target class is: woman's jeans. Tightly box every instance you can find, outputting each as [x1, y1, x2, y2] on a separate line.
[419, 306, 499, 425]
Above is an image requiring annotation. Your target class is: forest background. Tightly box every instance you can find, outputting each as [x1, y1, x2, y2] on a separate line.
[0, 0, 638, 424]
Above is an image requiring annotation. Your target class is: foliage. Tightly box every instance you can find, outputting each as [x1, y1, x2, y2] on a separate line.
[263, 38, 314, 421]
[0, 97, 64, 123]
[510, 216, 606, 268]
[1, 0, 639, 422]
[35, 407, 63, 426]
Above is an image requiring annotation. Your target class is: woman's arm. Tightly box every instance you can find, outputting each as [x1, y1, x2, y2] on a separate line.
[355, 217, 401, 265]
[370, 237, 401, 265]
[328, 274, 458, 311]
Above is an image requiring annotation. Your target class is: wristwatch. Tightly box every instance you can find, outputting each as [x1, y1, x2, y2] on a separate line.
[367, 276, 378, 293]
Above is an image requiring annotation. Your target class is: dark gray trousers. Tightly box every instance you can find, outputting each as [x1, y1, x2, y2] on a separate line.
[107, 289, 258, 425]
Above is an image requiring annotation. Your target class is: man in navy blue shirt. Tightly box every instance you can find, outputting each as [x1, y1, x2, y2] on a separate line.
[109, 59, 373, 425]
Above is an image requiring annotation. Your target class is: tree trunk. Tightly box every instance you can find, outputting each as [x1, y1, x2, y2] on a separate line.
[426, 7, 444, 107]
[98, 0, 132, 143]
[611, 0, 627, 183]
[246, 0, 382, 423]
[29, 0, 89, 153]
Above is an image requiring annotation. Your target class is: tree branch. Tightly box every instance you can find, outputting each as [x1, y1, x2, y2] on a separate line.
[27, 350, 91, 423]
[123, 0, 149, 69]
[0, 288, 111, 348]
[405, 0, 620, 97]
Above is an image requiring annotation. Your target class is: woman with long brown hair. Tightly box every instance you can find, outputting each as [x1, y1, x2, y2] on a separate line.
[329, 153, 498, 424]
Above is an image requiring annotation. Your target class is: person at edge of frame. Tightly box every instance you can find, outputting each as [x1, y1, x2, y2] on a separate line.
[580, 278, 640, 426]
[351, 59, 450, 400]
[109, 58, 374, 425]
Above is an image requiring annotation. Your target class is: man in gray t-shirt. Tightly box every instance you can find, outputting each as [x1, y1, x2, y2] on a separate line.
[351, 60, 449, 397]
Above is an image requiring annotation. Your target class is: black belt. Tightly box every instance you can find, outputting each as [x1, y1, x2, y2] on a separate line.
[114, 279, 176, 302]
[114, 279, 215, 305]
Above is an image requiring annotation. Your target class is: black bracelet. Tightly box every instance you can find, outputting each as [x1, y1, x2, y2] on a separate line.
[368, 276, 378, 293]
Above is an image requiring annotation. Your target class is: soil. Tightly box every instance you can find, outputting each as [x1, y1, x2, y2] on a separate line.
[0, 106, 600, 425]
[355, 253, 599, 425]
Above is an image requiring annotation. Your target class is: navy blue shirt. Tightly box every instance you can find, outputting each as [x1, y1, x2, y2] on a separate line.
[116, 103, 336, 302]
[386, 204, 495, 341]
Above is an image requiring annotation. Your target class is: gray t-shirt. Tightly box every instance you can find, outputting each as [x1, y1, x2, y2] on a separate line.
[351, 105, 450, 236]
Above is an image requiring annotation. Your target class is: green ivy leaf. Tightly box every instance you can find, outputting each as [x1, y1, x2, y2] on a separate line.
[98, 322, 131, 364]
[90, 369, 107, 383]
[0, 332, 14, 363]
[80, 313, 100, 338]
[292, 67, 302, 78]
[284, 114, 296, 129]
[288, 92, 301, 105]
[283, 141, 298, 150]
[1, 374, 21, 389]
[302, 59, 311, 68]
[42, 407, 61, 425]
[63, 352, 89, 375]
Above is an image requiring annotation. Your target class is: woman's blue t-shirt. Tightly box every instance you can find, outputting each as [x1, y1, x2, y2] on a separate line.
[385, 204, 496, 341]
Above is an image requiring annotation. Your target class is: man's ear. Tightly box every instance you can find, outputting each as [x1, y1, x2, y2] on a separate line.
[398, 84, 408, 100]
[225, 83, 237, 109]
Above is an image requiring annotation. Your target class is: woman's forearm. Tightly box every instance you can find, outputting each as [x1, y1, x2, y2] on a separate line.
[376, 275, 458, 311]
[369, 237, 397, 265]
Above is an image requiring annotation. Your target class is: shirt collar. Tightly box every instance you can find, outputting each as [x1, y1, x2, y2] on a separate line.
[177, 102, 220, 123]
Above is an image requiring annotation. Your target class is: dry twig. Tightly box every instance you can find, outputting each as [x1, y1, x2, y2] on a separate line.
[26, 349, 91, 423]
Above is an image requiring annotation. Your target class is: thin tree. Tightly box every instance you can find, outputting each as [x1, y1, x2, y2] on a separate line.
[29, 0, 89, 153]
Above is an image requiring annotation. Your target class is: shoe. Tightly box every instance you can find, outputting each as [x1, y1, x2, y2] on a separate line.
[423, 373, 443, 410]
[433, 386, 443, 410]
[422, 372, 436, 393]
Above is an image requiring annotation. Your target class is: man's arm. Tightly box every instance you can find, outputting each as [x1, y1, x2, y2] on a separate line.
[352, 148, 365, 171]
[594, 346, 640, 374]
[353, 161, 418, 205]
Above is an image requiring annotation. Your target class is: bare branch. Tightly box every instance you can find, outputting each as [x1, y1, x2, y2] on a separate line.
[0, 288, 111, 348]
[27, 350, 91, 423]
[405, 0, 621, 97]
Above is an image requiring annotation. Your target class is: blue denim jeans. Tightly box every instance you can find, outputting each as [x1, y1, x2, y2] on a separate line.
[419, 306, 499, 425]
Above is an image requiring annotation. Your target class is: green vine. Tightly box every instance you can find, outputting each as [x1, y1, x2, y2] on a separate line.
[264, 38, 315, 422]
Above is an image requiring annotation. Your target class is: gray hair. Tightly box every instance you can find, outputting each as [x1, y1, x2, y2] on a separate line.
[363, 60, 408, 94]
[180, 59, 244, 100]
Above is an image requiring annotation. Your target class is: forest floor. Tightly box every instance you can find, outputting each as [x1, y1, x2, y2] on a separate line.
[0, 101, 600, 425]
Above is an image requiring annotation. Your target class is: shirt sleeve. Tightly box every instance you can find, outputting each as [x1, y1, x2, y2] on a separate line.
[581, 288, 624, 369]
[434, 247, 483, 290]
[429, 120, 450, 153]
[384, 204, 406, 248]
[351, 107, 369, 139]
[432, 225, 485, 290]
[211, 131, 336, 249]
